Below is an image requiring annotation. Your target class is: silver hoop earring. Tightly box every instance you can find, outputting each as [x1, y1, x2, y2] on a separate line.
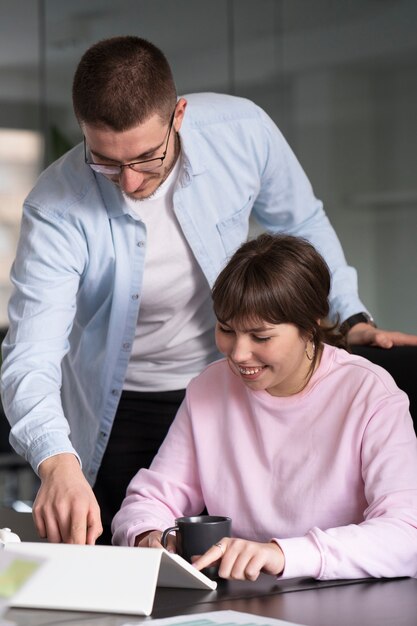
[305, 339, 315, 362]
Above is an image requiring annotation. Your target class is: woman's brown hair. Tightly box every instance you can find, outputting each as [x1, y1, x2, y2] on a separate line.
[212, 233, 345, 370]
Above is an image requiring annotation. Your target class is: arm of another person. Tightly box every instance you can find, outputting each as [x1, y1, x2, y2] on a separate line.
[0, 206, 102, 544]
[250, 107, 417, 347]
[34, 453, 102, 544]
[347, 322, 417, 348]
[111, 394, 205, 547]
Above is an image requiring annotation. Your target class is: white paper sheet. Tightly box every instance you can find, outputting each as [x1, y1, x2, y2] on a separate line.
[122, 609, 306, 626]
[0, 548, 43, 619]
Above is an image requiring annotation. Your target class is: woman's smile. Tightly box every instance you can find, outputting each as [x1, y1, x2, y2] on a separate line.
[216, 320, 315, 397]
[236, 364, 267, 379]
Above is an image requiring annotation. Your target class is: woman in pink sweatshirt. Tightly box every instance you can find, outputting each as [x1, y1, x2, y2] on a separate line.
[112, 234, 417, 581]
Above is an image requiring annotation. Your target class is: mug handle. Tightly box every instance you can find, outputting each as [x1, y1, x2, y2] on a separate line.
[161, 525, 178, 548]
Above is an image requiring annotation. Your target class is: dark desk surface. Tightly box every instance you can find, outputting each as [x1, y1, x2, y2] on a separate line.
[5, 575, 417, 626]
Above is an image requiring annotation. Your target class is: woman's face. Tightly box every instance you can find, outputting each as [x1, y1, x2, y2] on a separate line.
[215, 319, 313, 397]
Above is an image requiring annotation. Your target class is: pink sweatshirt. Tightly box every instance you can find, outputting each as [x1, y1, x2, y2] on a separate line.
[112, 344, 417, 580]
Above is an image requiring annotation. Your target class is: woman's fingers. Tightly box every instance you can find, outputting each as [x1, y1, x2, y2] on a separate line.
[193, 537, 284, 580]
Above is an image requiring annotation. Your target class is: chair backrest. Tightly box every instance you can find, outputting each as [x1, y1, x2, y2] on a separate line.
[351, 345, 417, 435]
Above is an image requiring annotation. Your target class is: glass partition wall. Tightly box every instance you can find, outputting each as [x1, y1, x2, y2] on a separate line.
[0, 1, 43, 330]
[1, 0, 417, 332]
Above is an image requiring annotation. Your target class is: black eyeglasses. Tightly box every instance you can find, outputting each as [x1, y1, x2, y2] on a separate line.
[84, 110, 175, 175]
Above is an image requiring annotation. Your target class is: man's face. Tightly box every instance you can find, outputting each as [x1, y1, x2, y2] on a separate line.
[83, 98, 186, 201]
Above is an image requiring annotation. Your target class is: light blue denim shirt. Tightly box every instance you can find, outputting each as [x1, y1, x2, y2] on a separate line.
[1, 93, 366, 484]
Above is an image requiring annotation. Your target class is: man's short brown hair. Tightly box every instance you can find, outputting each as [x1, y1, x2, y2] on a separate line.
[72, 36, 177, 131]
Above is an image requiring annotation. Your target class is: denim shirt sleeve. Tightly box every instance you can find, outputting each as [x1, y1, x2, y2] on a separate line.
[250, 105, 368, 323]
[1, 204, 85, 472]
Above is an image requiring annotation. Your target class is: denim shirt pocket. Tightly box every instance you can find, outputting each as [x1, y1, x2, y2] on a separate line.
[216, 196, 253, 258]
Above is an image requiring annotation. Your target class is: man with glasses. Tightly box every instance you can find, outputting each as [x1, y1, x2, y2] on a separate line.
[83, 109, 177, 196]
[2, 36, 416, 546]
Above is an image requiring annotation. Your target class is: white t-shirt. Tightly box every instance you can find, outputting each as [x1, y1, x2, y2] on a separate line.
[123, 157, 218, 391]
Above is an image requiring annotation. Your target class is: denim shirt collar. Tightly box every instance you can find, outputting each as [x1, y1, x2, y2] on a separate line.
[178, 127, 207, 179]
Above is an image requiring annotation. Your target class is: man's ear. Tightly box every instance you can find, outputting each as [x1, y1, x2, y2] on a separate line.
[174, 98, 187, 132]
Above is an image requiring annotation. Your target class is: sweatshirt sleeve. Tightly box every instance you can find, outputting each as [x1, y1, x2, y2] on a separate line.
[111, 393, 205, 546]
[277, 391, 417, 580]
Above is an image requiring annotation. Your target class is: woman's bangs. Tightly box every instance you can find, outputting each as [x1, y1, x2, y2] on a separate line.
[214, 279, 286, 327]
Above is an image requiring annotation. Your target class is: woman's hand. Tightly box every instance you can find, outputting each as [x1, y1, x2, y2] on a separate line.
[192, 537, 285, 580]
[134, 529, 176, 552]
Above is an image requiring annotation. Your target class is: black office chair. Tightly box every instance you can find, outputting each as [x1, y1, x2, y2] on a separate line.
[350, 345, 417, 435]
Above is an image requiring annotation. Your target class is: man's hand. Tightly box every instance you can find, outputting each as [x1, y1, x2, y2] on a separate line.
[33, 453, 103, 544]
[192, 537, 285, 581]
[347, 323, 417, 349]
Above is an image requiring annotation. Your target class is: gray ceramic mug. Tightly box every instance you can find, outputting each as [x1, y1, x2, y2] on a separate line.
[161, 515, 232, 578]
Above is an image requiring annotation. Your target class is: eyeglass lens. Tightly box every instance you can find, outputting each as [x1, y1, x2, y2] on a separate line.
[85, 109, 175, 175]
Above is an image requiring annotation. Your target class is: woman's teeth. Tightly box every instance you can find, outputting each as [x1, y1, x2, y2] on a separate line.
[238, 366, 265, 375]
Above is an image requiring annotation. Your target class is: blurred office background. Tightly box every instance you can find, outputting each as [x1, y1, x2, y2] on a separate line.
[0, 0, 416, 505]
[1, 0, 417, 333]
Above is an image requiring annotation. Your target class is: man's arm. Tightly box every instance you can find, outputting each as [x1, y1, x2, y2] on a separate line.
[34, 453, 102, 544]
[340, 311, 417, 347]
[346, 323, 417, 348]
[249, 106, 417, 346]
[1, 206, 85, 472]
[249, 106, 365, 323]
[0, 205, 103, 544]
